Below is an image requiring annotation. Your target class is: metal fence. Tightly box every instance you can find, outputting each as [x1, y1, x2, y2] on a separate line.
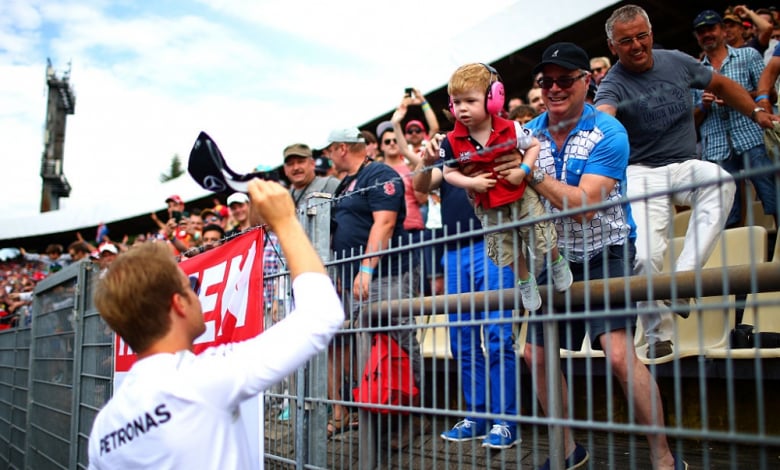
[0, 261, 113, 470]
[1, 167, 778, 469]
[263, 166, 780, 469]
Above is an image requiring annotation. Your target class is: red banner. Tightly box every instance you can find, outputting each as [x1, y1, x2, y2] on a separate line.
[114, 229, 265, 372]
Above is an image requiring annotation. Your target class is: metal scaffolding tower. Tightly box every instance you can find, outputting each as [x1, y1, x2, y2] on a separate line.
[40, 59, 74, 212]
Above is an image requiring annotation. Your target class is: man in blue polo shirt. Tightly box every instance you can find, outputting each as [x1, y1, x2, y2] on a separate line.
[524, 41, 682, 470]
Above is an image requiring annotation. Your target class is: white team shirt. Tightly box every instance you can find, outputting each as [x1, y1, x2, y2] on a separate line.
[88, 272, 344, 470]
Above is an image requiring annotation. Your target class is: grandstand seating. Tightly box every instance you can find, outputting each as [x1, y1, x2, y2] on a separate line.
[636, 225, 768, 364]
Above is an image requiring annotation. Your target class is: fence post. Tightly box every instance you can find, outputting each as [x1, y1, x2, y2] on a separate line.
[68, 262, 88, 469]
[542, 306, 565, 470]
[299, 193, 333, 468]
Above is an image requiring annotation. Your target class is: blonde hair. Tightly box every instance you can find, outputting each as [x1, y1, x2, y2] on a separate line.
[591, 56, 611, 69]
[448, 63, 493, 97]
[93, 242, 185, 353]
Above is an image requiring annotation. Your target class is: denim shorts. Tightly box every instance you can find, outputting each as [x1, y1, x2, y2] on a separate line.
[526, 241, 637, 349]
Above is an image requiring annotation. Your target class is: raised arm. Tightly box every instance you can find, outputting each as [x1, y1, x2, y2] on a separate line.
[391, 99, 422, 167]
[412, 88, 440, 136]
[734, 5, 772, 48]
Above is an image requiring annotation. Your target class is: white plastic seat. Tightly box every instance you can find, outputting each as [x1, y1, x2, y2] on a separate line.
[707, 291, 780, 359]
[417, 314, 452, 360]
[637, 226, 767, 364]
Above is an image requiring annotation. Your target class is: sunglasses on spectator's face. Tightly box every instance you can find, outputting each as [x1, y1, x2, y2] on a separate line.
[591, 66, 604, 73]
[205, 216, 220, 223]
[189, 275, 200, 295]
[537, 72, 588, 90]
[383, 138, 397, 145]
[406, 128, 423, 134]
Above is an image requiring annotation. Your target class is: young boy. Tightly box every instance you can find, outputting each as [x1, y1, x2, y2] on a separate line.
[441, 63, 572, 310]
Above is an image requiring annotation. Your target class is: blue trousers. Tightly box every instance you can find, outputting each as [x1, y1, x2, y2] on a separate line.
[444, 240, 517, 421]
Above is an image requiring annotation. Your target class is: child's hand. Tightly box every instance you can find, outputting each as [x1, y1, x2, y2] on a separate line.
[493, 150, 523, 177]
[503, 167, 526, 186]
[469, 173, 496, 193]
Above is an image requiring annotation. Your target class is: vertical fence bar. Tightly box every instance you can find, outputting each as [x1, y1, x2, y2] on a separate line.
[301, 193, 333, 469]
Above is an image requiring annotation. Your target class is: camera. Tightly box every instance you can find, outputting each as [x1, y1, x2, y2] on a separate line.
[404, 87, 414, 98]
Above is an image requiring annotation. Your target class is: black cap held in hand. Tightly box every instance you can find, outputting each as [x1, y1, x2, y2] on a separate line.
[188, 131, 270, 193]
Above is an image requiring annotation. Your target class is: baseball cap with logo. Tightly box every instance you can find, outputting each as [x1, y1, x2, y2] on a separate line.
[693, 10, 722, 29]
[532, 42, 591, 74]
[165, 195, 183, 205]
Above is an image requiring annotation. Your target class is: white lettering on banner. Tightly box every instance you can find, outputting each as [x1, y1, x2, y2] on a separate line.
[113, 229, 264, 373]
[117, 336, 133, 356]
[200, 261, 227, 313]
[193, 241, 257, 344]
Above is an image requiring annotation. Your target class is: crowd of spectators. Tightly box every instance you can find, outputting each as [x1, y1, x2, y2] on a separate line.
[4, 3, 780, 466]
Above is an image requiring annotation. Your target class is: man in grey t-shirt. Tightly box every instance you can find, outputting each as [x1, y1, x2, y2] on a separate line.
[282, 143, 341, 213]
[595, 5, 779, 360]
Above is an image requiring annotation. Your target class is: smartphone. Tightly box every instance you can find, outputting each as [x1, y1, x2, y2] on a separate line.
[171, 211, 182, 223]
[404, 87, 414, 98]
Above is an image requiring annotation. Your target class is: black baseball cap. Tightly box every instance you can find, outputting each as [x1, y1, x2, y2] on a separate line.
[693, 10, 722, 29]
[532, 42, 590, 75]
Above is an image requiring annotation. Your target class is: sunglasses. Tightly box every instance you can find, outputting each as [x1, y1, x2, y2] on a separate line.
[205, 216, 221, 223]
[189, 275, 201, 295]
[406, 128, 423, 134]
[591, 66, 604, 73]
[383, 138, 397, 145]
[537, 72, 588, 90]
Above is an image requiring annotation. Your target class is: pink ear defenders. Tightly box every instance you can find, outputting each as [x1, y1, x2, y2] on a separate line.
[449, 63, 506, 116]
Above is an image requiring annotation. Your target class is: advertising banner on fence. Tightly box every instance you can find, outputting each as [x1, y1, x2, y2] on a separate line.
[114, 228, 265, 372]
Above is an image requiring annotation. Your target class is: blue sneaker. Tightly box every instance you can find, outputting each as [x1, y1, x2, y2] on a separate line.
[481, 423, 520, 449]
[440, 418, 487, 442]
[540, 443, 589, 469]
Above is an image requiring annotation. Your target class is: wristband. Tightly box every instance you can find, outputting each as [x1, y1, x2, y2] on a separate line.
[755, 94, 769, 103]
[519, 163, 531, 175]
[359, 265, 375, 275]
[421, 101, 431, 110]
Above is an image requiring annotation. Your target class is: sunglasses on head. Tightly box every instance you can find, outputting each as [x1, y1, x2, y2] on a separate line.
[406, 128, 423, 134]
[537, 72, 588, 90]
[189, 275, 200, 295]
[383, 138, 397, 145]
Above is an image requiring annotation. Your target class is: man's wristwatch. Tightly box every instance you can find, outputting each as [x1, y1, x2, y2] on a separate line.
[530, 168, 545, 186]
[751, 106, 766, 122]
